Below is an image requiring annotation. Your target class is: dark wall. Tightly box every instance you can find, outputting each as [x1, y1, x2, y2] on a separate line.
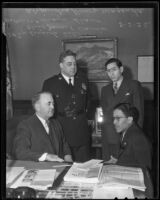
[6, 9, 154, 100]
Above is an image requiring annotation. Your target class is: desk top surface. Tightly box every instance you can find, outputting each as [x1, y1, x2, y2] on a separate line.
[6, 159, 154, 199]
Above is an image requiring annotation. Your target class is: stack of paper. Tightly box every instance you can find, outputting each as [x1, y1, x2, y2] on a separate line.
[10, 169, 56, 190]
[98, 165, 146, 191]
[64, 159, 103, 183]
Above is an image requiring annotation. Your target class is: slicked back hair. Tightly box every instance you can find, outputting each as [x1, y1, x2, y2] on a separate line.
[59, 49, 76, 63]
[105, 58, 122, 70]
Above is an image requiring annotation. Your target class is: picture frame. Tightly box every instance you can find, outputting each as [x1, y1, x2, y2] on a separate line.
[62, 38, 118, 81]
[137, 55, 154, 82]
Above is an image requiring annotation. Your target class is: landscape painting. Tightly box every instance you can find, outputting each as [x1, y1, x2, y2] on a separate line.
[62, 38, 118, 81]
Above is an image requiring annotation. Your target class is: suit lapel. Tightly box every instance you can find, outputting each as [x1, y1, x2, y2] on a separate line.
[118, 129, 129, 158]
[34, 115, 57, 152]
[34, 115, 49, 138]
[112, 78, 129, 106]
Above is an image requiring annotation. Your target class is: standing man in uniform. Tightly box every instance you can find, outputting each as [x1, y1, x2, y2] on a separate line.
[42, 50, 90, 162]
[101, 58, 144, 161]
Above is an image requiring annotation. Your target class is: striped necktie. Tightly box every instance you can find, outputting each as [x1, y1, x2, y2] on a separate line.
[44, 120, 50, 134]
[113, 82, 118, 94]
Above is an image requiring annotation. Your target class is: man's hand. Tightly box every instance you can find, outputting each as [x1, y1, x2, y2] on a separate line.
[46, 154, 64, 162]
[104, 155, 118, 164]
[64, 155, 73, 163]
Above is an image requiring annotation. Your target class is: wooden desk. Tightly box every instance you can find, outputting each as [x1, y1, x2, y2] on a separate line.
[6, 159, 154, 199]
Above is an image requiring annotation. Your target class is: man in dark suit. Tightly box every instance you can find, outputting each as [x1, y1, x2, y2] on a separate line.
[42, 50, 90, 162]
[105, 103, 151, 170]
[13, 91, 73, 162]
[101, 58, 144, 161]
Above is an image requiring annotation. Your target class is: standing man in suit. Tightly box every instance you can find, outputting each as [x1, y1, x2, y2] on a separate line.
[101, 58, 144, 161]
[105, 103, 151, 170]
[42, 50, 90, 162]
[13, 91, 73, 162]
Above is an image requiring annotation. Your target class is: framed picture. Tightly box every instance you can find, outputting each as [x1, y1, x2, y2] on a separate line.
[62, 38, 118, 81]
[137, 55, 154, 82]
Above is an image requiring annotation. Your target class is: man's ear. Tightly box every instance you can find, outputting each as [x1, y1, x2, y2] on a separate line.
[35, 102, 40, 112]
[60, 63, 63, 70]
[120, 66, 124, 73]
[128, 116, 133, 124]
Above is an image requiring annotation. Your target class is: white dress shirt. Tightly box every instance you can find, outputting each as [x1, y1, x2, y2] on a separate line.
[61, 73, 74, 85]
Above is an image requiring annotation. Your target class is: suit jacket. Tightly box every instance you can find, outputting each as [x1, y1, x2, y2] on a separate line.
[13, 115, 71, 161]
[117, 123, 152, 170]
[42, 73, 90, 146]
[101, 78, 144, 145]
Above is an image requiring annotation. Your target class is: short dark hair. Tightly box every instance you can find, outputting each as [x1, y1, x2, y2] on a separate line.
[31, 91, 52, 110]
[59, 49, 76, 63]
[105, 58, 122, 70]
[113, 103, 139, 123]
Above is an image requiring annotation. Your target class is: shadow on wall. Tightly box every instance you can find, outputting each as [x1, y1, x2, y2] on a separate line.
[123, 65, 133, 80]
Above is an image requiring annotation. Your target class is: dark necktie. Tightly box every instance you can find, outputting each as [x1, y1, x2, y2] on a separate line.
[69, 78, 73, 87]
[46, 120, 57, 154]
[113, 82, 118, 94]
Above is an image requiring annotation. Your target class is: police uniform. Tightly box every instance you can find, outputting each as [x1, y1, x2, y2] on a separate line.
[42, 73, 91, 162]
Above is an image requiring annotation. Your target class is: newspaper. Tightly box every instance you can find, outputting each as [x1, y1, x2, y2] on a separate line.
[64, 161, 103, 183]
[10, 169, 56, 190]
[6, 167, 25, 185]
[98, 165, 146, 191]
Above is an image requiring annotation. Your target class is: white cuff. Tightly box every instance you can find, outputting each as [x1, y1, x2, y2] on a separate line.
[38, 153, 48, 161]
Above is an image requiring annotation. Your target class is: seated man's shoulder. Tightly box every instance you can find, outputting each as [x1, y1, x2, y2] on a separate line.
[50, 118, 61, 127]
[17, 115, 35, 128]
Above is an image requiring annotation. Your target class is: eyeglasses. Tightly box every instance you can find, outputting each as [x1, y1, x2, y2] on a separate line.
[113, 117, 127, 121]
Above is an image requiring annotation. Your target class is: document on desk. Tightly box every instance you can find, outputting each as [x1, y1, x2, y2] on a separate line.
[99, 165, 146, 191]
[6, 167, 25, 185]
[10, 169, 56, 190]
[64, 161, 103, 183]
[93, 187, 134, 199]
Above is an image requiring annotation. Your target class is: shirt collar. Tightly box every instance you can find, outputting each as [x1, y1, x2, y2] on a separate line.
[114, 76, 123, 88]
[36, 114, 47, 126]
[61, 73, 74, 84]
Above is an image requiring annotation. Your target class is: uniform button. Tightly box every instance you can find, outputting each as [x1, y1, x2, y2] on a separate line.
[73, 117, 76, 120]
[73, 102, 76, 104]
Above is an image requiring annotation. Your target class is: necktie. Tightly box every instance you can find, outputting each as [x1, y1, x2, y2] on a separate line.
[45, 120, 57, 154]
[113, 82, 118, 94]
[69, 78, 73, 87]
[44, 120, 50, 134]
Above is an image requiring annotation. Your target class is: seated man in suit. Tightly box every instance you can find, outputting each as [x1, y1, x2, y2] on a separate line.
[13, 91, 73, 162]
[105, 103, 152, 170]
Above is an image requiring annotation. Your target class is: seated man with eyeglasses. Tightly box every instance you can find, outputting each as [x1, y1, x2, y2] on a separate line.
[105, 103, 152, 170]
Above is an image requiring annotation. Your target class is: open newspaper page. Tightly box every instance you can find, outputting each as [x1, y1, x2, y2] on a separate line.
[98, 165, 146, 191]
[10, 169, 56, 190]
